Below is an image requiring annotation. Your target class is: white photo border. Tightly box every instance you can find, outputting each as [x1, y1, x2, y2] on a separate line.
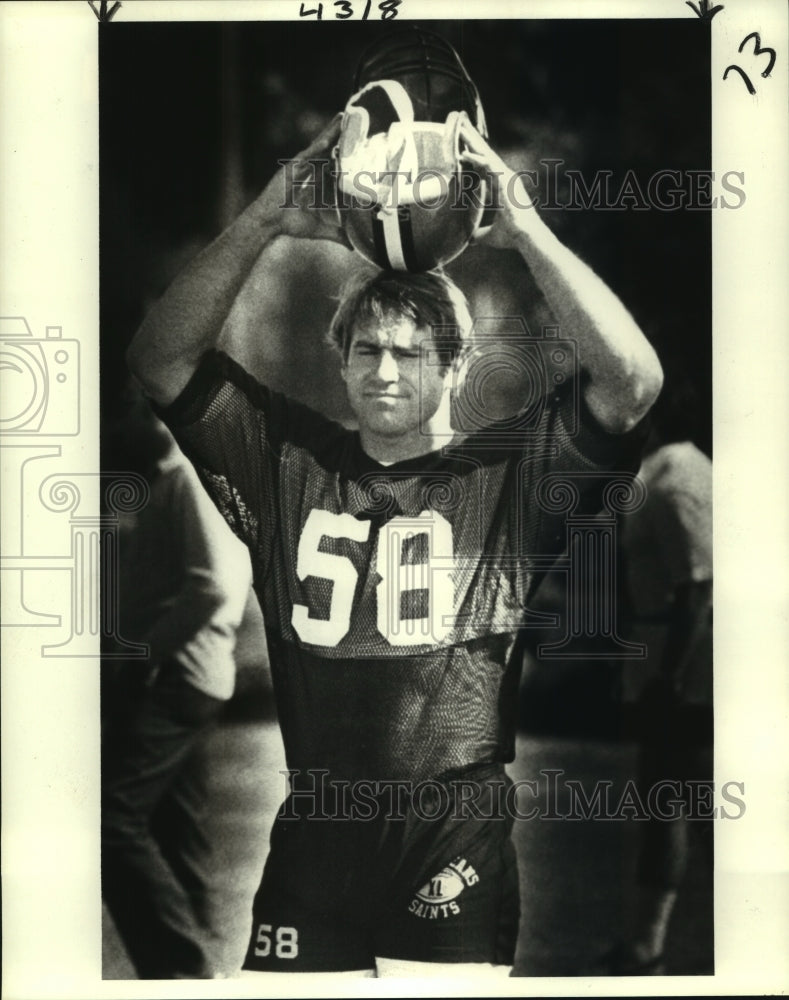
[1, 0, 787, 997]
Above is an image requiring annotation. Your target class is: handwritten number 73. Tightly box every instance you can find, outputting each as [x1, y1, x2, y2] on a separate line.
[724, 32, 777, 94]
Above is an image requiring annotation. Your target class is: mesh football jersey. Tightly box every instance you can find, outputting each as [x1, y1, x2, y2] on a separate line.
[158, 349, 642, 783]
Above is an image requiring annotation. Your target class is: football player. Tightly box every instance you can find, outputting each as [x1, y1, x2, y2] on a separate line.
[127, 111, 663, 977]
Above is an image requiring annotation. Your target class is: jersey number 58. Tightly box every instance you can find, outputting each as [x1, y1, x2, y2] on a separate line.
[291, 508, 454, 648]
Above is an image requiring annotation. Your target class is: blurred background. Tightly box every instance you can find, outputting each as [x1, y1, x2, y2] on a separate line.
[100, 18, 713, 977]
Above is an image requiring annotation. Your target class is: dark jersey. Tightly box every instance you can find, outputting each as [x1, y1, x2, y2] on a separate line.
[158, 349, 642, 783]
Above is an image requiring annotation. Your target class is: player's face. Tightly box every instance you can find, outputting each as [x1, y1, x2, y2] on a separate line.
[341, 314, 451, 439]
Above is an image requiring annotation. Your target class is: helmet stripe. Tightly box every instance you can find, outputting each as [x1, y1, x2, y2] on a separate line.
[397, 207, 420, 272]
[371, 212, 393, 269]
[378, 207, 407, 271]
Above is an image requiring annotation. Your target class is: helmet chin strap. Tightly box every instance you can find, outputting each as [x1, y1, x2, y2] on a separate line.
[338, 80, 418, 208]
[334, 32, 490, 272]
[338, 83, 474, 207]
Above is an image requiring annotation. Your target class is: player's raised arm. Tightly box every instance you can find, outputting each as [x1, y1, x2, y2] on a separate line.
[126, 115, 347, 407]
[460, 121, 663, 434]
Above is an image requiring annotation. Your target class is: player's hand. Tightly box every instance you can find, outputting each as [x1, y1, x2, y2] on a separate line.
[459, 118, 539, 250]
[262, 114, 351, 247]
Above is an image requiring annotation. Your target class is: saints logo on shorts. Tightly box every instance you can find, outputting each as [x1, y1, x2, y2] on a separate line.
[408, 856, 480, 919]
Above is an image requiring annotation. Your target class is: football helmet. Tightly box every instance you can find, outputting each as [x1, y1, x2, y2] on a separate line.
[335, 29, 491, 273]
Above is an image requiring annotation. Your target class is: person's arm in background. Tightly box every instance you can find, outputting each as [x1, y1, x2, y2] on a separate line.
[658, 579, 712, 699]
[126, 116, 347, 407]
[141, 460, 252, 665]
[647, 472, 713, 700]
[460, 120, 663, 434]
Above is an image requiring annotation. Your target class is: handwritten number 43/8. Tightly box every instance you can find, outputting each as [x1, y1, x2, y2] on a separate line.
[300, 0, 401, 19]
[724, 32, 777, 94]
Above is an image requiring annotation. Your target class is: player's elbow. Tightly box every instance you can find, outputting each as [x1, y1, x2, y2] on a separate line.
[589, 347, 663, 434]
[620, 349, 663, 431]
[634, 345, 664, 417]
[125, 326, 189, 408]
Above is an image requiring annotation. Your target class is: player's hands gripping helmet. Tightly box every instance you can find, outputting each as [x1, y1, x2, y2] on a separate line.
[335, 28, 491, 272]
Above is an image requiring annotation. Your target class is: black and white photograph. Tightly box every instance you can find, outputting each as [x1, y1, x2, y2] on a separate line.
[1, 1, 788, 997]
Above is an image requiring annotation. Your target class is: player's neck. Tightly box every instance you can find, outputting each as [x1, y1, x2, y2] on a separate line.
[360, 413, 454, 466]
[360, 431, 438, 466]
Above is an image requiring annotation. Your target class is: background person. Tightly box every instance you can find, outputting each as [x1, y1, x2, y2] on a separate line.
[594, 378, 713, 975]
[101, 391, 252, 978]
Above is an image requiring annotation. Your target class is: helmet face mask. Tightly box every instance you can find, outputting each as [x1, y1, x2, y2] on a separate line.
[334, 29, 490, 273]
[353, 28, 487, 135]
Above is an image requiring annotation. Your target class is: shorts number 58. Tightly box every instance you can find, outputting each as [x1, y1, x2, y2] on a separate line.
[254, 923, 299, 959]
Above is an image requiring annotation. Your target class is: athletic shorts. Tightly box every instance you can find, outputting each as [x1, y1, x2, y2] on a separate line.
[242, 763, 520, 972]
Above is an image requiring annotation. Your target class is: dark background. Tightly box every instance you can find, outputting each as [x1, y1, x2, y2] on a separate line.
[100, 18, 711, 453]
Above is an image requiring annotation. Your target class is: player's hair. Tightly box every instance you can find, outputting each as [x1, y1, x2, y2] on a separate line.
[327, 268, 473, 365]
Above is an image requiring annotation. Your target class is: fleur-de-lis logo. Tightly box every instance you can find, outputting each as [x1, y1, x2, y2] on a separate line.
[88, 0, 122, 21]
[686, 0, 724, 20]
